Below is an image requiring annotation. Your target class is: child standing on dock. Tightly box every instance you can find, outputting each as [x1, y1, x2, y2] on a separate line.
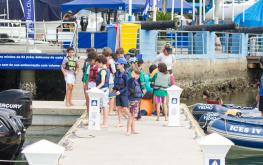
[113, 58, 129, 127]
[61, 47, 80, 107]
[102, 48, 116, 115]
[151, 63, 170, 121]
[127, 67, 142, 135]
[96, 55, 110, 128]
[82, 51, 98, 113]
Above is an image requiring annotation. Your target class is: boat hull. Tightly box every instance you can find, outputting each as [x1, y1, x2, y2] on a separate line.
[207, 116, 263, 149]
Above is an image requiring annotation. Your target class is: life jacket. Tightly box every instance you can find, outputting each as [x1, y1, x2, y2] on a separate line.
[114, 71, 127, 90]
[65, 56, 77, 71]
[96, 68, 110, 88]
[89, 64, 98, 82]
[129, 79, 142, 99]
[154, 72, 170, 90]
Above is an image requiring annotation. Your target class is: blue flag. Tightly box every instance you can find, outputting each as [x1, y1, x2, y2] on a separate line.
[24, 0, 35, 39]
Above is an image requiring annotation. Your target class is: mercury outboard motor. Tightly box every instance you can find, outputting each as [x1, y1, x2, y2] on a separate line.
[0, 109, 25, 162]
[0, 89, 32, 128]
[80, 16, 88, 31]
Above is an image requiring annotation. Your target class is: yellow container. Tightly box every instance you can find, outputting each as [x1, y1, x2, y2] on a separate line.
[120, 23, 141, 53]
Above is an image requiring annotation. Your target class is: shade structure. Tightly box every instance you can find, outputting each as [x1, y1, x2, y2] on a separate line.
[235, 0, 263, 27]
[61, 0, 146, 13]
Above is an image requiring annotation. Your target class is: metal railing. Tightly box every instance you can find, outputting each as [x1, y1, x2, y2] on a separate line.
[248, 34, 263, 56]
[156, 30, 207, 56]
[0, 20, 78, 53]
[214, 32, 242, 56]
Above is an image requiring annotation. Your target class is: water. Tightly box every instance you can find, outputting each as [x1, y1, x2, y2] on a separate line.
[183, 89, 263, 165]
[15, 125, 70, 165]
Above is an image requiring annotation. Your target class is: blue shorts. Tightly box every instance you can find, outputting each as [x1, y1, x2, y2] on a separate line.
[116, 95, 129, 108]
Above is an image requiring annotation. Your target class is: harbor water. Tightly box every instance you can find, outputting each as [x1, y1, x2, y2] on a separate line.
[15, 126, 70, 165]
[183, 89, 263, 165]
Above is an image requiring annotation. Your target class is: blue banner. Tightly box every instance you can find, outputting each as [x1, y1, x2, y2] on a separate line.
[0, 54, 65, 70]
[24, 0, 35, 38]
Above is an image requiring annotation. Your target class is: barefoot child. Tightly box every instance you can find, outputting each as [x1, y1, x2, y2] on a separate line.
[61, 47, 80, 107]
[96, 55, 110, 127]
[151, 63, 170, 121]
[127, 68, 142, 135]
[113, 58, 129, 127]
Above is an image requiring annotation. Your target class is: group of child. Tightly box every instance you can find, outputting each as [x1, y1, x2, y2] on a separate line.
[62, 47, 173, 135]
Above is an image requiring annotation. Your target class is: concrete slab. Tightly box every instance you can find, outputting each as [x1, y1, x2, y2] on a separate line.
[32, 100, 86, 115]
[59, 107, 204, 165]
[32, 100, 86, 126]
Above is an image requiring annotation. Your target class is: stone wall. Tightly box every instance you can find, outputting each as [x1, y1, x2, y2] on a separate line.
[145, 58, 252, 98]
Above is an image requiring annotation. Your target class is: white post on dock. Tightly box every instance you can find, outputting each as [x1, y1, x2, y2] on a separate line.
[198, 133, 234, 165]
[22, 139, 65, 165]
[87, 87, 104, 130]
[166, 85, 183, 126]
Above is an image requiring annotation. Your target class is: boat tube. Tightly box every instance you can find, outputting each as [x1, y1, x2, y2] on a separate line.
[192, 103, 258, 121]
[207, 115, 263, 149]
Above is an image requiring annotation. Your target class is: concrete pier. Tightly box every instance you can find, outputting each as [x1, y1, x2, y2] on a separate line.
[58, 104, 204, 165]
[32, 100, 86, 126]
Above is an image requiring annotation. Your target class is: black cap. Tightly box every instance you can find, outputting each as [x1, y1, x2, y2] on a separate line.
[260, 56, 263, 64]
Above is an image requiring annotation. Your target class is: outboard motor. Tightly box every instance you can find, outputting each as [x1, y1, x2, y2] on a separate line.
[0, 89, 32, 128]
[0, 109, 25, 161]
[80, 16, 88, 31]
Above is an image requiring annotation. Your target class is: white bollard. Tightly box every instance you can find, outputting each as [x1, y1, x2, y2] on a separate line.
[166, 85, 183, 126]
[198, 133, 234, 165]
[87, 87, 104, 130]
[22, 139, 65, 165]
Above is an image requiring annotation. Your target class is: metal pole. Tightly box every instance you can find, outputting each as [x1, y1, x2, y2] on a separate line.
[222, 0, 225, 21]
[212, 0, 215, 21]
[193, 0, 195, 21]
[242, 0, 245, 22]
[232, 0, 234, 22]
[181, 0, 183, 23]
[199, 0, 202, 24]
[171, 0, 175, 20]
[153, 0, 157, 21]
[19, 0, 24, 15]
[6, 0, 9, 19]
[129, 0, 132, 16]
[203, 0, 205, 21]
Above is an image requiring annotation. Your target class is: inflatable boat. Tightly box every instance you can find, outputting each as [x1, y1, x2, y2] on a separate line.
[192, 103, 258, 121]
[0, 89, 32, 161]
[207, 115, 263, 149]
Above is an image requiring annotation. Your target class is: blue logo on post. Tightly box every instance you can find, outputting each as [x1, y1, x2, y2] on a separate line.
[209, 159, 220, 165]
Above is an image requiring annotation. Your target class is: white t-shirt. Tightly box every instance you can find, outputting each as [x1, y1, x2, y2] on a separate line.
[154, 53, 176, 70]
[107, 58, 116, 84]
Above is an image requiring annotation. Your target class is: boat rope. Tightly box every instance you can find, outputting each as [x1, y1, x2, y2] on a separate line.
[224, 119, 229, 135]
[0, 159, 27, 163]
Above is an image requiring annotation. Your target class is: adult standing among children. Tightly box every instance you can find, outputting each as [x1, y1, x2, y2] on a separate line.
[154, 44, 176, 85]
[61, 47, 80, 107]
